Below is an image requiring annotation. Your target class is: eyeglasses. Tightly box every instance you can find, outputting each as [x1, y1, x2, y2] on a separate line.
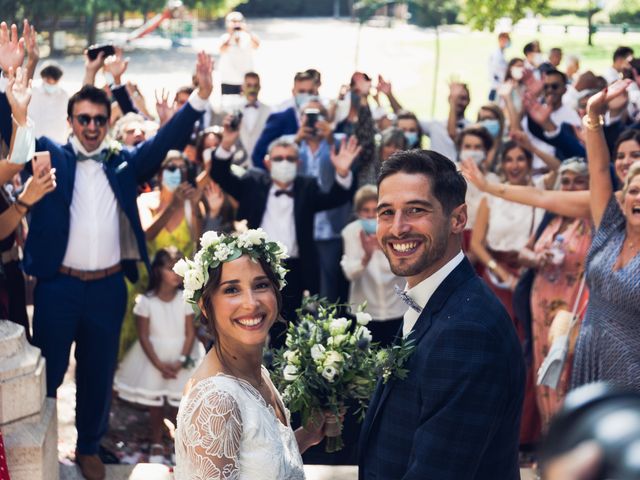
[271, 156, 298, 163]
[73, 114, 108, 127]
[164, 164, 185, 172]
[543, 83, 563, 92]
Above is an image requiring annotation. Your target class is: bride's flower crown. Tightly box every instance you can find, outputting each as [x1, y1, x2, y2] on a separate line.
[173, 228, 289, 305]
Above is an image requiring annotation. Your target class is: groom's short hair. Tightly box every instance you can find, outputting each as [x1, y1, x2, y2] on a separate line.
[377, 149, 466, 214]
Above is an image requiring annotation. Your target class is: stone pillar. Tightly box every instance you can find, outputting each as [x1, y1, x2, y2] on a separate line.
[0, 320, 58, 480]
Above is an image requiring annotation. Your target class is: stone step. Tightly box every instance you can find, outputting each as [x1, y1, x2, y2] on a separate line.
[0, 321, 26, 358]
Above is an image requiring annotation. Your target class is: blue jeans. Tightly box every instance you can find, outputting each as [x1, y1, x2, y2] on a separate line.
[32, 271, 127, 454]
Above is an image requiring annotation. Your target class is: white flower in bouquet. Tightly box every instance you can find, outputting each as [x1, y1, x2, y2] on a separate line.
[183, 289, 194, 301]
[200, 230, 220, 248]
[328, 334, 349, 347]
[322, 365, 338, 382]
[356, 311, 372, 326]
[183, 269, 205, 291]
[283, 364, 299, 381]
[358, 326, 372, 343]
[283, 350, 300, 365]
[323, 350, 344, 368]
[172, 259, 191, 276]
[310, 344, 326, 362]
[329, 317, 350, 336]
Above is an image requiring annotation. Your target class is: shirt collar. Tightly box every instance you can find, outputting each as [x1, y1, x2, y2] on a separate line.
[405, 250, 465, 311]
[69, 135, 110, 158]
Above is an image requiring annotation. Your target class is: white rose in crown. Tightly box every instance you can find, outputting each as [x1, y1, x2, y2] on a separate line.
[283, 364, 299, 381]
[329, 317, 350, 336]
[322, 365, 338, 382]
[356, 311, 372, 326]
[173, 259, 191, 277]
[323, 350, 344, 368]
[246, 228, 267, 245]
[310, 344, 326, 362]
[183, 269, 205, 291]
[200, 231, 220, 249]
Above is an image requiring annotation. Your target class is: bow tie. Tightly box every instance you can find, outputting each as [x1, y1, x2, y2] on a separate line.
[394, 285, 422, 313]
[275, 189, 294, 198]
[77, 150, 107, 163]
[244, 103, 259, 109]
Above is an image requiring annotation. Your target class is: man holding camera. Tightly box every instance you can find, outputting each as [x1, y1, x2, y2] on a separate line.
[218, 11, 260, 96]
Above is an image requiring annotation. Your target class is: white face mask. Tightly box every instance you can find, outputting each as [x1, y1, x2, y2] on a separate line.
[511, 66, 524, 81]
[270, 160, 297, 184]
[42, 83, 59, 95]
[460, 149, 486, 166]
[532, 53, 544, 66]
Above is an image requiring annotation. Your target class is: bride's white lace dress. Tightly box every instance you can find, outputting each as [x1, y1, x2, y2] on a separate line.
[174, 367, 305, 479]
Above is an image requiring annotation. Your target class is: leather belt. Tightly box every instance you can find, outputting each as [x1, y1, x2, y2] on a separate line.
[1, 244, 21, 264]
[59, 263, 122, 281]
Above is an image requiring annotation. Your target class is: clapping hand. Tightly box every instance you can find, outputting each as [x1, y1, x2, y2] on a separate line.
[586, 79, 632, 117]
[360, 229, 380, 259]
[195, 51, 214, 99]
[103, 47, 129, 84]
[330, 135, 361, 178]
[0, 22, 25, 73]
[6, 66, 32, 125]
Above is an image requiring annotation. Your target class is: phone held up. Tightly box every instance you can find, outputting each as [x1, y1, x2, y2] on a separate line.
[87, 43, 116, 60]
[32, 152, 51, 179]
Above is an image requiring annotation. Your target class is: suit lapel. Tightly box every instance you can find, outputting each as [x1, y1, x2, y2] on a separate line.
[62, 144, 77, 207]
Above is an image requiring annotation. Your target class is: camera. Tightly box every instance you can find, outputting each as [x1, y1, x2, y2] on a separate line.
[229, 111, 243, 131]
[305, 108, 320, 131]
[539, 382, 640, 480]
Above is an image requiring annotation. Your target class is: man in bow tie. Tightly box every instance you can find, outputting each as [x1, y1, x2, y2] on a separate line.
[0, 23, 213, 479]
[358, 149, 525, 480]
[208, 123, 359, 347]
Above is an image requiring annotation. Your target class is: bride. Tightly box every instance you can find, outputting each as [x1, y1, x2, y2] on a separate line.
[172, 229, 326, 479]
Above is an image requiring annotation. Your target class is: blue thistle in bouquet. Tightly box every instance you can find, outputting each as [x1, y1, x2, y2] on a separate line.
[271, 296, 415, 452]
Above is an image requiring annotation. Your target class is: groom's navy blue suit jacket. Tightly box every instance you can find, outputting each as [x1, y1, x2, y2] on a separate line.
[358, 258, 525, 480]
[0, 90, 201, 282]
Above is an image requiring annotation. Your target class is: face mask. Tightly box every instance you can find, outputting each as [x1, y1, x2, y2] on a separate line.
[295, 93, 314, 109]
[42, 83, 59, 95]
[359, 218, 377, 235]
[511, 66, 524, 80]
[480, 119, 500, 138]
[404, 131, 419, 147]
[533, 53, 544, 66]
[162, 168, 182, 192]
[270, 160, 297, 184]
[505, 40, 512, 49]
[460, 149, 486, 166]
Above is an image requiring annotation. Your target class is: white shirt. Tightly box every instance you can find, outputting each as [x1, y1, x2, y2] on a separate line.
[603, 66, 622, 85]
[218, 31, 255, 85]
[488, 47, 507, 90]
[260, 184, 299, 258]
[419, 118, 470, 161]
[340, 220, 406, 321]
[402, 250, 465, 337]
[28, 82, 70, 144]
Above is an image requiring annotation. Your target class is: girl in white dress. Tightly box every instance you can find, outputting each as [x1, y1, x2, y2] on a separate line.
[114, 247, 205, 461]
[173, 229, 328, 479]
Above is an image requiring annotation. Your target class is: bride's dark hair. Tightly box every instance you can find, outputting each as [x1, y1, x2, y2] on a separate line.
[199, 256, 283, 367]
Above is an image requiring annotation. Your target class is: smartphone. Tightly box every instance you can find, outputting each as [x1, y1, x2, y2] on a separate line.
[186, 162, 198, 188]
[305, 108, 320, 130]
[87, 43, 115, 60]
[32, 151, 51, 179]
[229, 110, 243, 131]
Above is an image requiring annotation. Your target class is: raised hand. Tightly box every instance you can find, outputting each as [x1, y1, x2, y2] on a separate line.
[522, 69, 543, 97]
[330, 135, 361, 177]
[6, 66, 32, 125]
[524, 93, 553, 127]
[203, 182, 224, 214]
[155, 88, 177, 125]
[220, 114, 240, 149]
[0, 22, 25, 72]
[459, 158, 489, 192]
[448, 80, 467, 105]
[586, 79, 632, 118]
[103, 47, 129, 84]
[83, 49, 105, 86]
[195, 51, 214, 99]
[510, 130, 533, 152]
[23, 20, 39, 66]
[377, 75, 392, 96]
[19, 168, 57, 206]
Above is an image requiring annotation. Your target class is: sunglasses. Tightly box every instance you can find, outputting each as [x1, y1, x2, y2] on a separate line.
[543, 83, 563, 92]
[73, 114, 109, 127]
[164, 164, 185, 172]
[271, 156, 298, 163]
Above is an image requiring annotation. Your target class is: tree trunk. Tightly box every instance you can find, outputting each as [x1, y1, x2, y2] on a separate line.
[49, 14, 60, 54]
[119, 9, 125, 27]
[87, 12, 98, 46]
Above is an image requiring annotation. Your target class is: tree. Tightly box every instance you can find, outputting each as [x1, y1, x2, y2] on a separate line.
[463, 0, 550, 30]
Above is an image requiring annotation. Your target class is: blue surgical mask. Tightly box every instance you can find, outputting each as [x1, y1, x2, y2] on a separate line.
[162, 168, 182, 192]
[42, 83, 59, 95]
[295, 93, 314, 109]
[480, 119, 500, 138]
[360, 218, 377, 235]
[404, 131, 419, 147]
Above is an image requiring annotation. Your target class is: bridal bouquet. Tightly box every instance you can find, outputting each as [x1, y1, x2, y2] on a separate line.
[270, 296, 414, 452]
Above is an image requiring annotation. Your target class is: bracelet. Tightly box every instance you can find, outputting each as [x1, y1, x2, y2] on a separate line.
[487, 259, 497, 272]
[582, 114, 604, 131]
[15, 198, 32, 212]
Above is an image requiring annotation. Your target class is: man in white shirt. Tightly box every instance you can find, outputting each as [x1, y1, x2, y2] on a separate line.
[603, 46, 634, 85]
[488, 32, 510, 101]
[28, 62, 70, 143]
[358, 149, 525, 480]
[218, 11, 259, 95]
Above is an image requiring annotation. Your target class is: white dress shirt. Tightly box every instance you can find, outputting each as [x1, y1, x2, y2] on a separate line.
[402, 250, 465, 337]
[419, 118, 470, 161]
[340, 220, 406, 321]
[260, 184, 299, 258]
[28, 83, 70, 143]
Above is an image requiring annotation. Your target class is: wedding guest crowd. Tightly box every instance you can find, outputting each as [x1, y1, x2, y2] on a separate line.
[1, 14, 640, 479]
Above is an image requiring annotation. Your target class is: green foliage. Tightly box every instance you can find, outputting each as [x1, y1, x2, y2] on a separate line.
[609, 0, 640, 24]
[463, 0, 550, 30]
[408, 0, 461, 27]
[238, 0, 350, 17]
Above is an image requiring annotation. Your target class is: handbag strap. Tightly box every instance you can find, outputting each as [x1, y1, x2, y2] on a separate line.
[569, 273, 587, 328]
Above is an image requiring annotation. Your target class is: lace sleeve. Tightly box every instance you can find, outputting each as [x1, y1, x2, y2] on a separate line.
[176, 382, 243, 480]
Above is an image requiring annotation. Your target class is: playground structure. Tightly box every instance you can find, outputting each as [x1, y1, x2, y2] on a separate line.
[126, 0, 197, 47]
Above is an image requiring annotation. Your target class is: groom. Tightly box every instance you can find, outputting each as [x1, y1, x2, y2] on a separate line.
[358, 150, 524, 479]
